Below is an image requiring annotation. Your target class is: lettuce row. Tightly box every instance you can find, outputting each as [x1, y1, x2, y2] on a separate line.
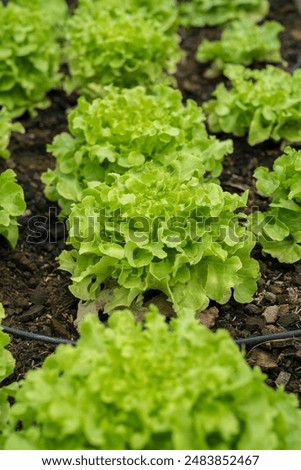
[3, 306, 301, 450]
[0, 108, 24, 159]
[251, 147, 301, 263]
[0, 169, 26, 248]
[179, 0, 269, 27]
[59, 164, 259, 313]
[64, 2, 182, 96]
[42, 85, 232, 215]
[0, 2, 62, 117]
[197, 20, 283, 76]
[204, 65, 301, 146]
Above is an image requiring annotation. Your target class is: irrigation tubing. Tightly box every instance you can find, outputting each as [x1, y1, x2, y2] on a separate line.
[2, 325, 77, 346]
[2, 324, 301, 348]
[235, 329, 301, 346]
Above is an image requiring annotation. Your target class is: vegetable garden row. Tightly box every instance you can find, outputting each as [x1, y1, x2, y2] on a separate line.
[1, 0, 301, 450]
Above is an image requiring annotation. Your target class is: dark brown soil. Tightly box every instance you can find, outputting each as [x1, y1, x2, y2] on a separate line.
[1, 0, 301, 400]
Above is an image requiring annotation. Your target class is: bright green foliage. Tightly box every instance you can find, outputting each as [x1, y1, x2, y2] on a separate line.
[204, 65, 301, 146]
[42, 85, 232, 215]
[196, 20, 283, 75]
[64, 3, 182, 95]
[251, 147, 301, 263]
[0, 303, 15, 448]
[0, 108, 24, 159]
[0, 3, 62, 117]
[0, 169, 26, 248]
[179, 0, 269, 27]
[78, 0, 178, 32]
[4, 307, 301, 450]
[11, 0, 69, 38]
[59, 164, 259, 313]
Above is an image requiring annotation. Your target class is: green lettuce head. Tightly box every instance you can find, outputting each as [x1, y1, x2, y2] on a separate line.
[59, 164, 259, 313]
[42, 85, 232, 215]
[4, 306, 301, 450]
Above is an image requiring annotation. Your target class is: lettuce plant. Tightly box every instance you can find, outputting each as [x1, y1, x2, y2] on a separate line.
[0, 303, 15, 448]
[0, 169, 26, 248]
[197, 20, 283, 76]
[179, 0, 269, 27]
[0, 2, 62, 117]
[42, 85, 232, 215]
[4, 306, 301, 450]
[64, 3, 182, 95]
[204, 65, 301, 146]
[0, 108, 24, 159]
[77, 0, 179, 33]
[59, 164, 259, 313]
[11, 0, 68, 37]
[251, 147, 301, 263]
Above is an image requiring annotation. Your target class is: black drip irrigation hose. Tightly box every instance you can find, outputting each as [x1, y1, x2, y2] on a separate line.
[2, 324, 301, 348]
[2, 325, 77, 346]
[235, 329, 301, 346]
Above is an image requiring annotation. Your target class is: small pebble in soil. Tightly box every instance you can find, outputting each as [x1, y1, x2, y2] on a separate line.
[275, 371, 291, 387]
[263, 305, 280, 324]
[263, 292, 277, 304]
[247, 348, 278, 369]
[245, 304, 261, 315]
[278, 312, 300, 328]
[196, 306, 219, 328]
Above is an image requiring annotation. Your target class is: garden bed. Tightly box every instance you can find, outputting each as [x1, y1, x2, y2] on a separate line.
[1, 0, 301, 401]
